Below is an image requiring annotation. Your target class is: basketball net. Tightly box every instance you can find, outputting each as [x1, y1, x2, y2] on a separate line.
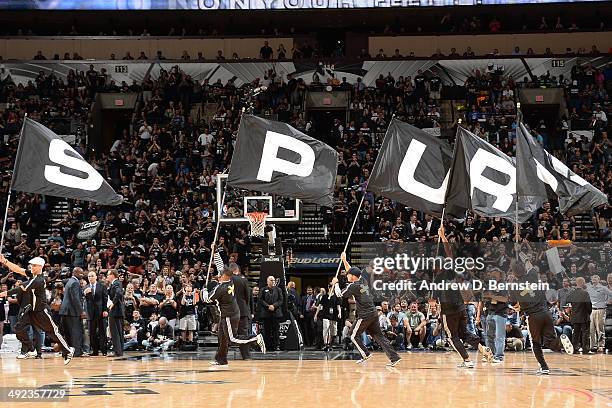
[246, 212, 268, 237]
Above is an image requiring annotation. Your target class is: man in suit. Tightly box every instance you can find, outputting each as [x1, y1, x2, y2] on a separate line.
[257, 275, 284, 351]
[59, 267, 84, 357]
[567, 277, 592, 353]
[301, 286, 317, 346]
[84, 271, 108, 356]
[230, 262, 252, 359]
[106, 269, 125, 356]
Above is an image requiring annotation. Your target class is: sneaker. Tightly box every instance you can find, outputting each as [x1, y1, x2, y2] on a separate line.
[256, 334, 266, 354]
[356, 354, 373, 364]
[64, 347, 75, 366]
[208, 361, 229, 370]
[25, 350, 38, 359]
[386, 358, 401, 367]
[457, 360, 475, 368]
[481, 356, 488, 363]
[559, 334, 574, 355]
[406, 344, 412, 350]
[16, 353, 27, 360]
[478, 344, 493, 362]
[535, 367, 550, 375]
[491, 357, 503, 365]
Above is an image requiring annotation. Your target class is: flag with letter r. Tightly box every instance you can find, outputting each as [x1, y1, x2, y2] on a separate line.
[11, 118, 123, 205]
[445, 127, 532, 223]
[227, 115, 338, 207]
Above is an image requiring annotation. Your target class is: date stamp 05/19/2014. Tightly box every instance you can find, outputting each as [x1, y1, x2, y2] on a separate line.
[0, 387, 69, 402]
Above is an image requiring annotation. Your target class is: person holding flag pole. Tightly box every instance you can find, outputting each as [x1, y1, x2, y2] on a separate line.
[0, 115, 124, 365]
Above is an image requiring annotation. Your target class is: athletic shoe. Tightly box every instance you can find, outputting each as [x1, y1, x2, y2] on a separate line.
[491, 357, 503, 365]
[559, 334, 574, 355]
[356, 354, 373, 364]
[535, 368, 550, 375]
[208, 361, 229, 370]
[16, 353, 27, 360]
[481, 356, 488, 363]
[256, 334, 266, 354]
[457, 360, 475, 368]
[386, 358, 402, 367]
[64, 347, 75, 366]
[478, 344, 493, 362]
[25, 350, 38, 359]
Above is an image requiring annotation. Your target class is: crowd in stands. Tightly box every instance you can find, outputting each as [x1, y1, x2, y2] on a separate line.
[0, 51, 610, 356]
[2, 12, 609, 37]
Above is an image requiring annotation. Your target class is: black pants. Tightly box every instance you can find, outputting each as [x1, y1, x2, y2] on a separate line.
[526, 311, 561, 370]
[237, 316, 251, 359]
[16, 309, 71, 355]
[109, 315, 124, 356]
[89, 316, 107, 355]
[572, 322, 589, 352]
[216, 316, 259, 365]
[350, 315, 400, 362]
[442, 312, 481, 361]
[61, 315, 83, 356]
[302, 313, 315, 347]
[16, 309, 42, 354]
[262, 316, 280, 351]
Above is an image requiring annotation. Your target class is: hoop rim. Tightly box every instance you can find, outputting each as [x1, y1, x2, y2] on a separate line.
[246, 211, 269, 221]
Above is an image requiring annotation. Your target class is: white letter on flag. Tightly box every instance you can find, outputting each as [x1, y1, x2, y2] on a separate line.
[398, 139, 449, 204]
[470, 149, 515, 212]
[257, 131, 315, 181]
[44, 139, 104, 191]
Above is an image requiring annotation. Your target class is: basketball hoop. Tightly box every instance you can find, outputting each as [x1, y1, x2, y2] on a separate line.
[246, 212, 268, 237]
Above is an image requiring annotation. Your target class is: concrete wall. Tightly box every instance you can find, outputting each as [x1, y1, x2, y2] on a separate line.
[0, 37, 294, 60]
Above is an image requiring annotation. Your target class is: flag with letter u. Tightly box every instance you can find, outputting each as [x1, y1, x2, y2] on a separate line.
[11, 118, 122, 205]
[368, 118, 452, 217]
[227, 115, 338, 207]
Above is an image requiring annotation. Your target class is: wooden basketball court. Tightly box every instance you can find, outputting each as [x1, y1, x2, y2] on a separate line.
[0, 350, 610, 407]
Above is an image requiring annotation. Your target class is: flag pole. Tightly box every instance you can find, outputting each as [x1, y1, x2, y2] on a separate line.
[515, 104, 522, 256]
[0, 114, 28, 254]
[333, 182, 368, 279]
[205, 169, 229, 287]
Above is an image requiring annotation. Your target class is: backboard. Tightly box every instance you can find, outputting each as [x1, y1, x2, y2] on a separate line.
[216, 173, 301, 224]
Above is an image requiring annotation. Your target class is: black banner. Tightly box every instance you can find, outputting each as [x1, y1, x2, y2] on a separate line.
[516, 122, 607, 216]
[227, 115, 337, 207]
[11, 118, 122, 206]
[368, 118, 452, 217]
[445, 127, 532, 223]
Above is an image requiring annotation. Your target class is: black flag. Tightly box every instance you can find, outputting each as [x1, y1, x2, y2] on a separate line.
[227, 115, 338, 207]
[445, 127, 532, 223]
[368, 119, 452, 216]
[516, 122, 607, 215]
[11, 118, 122, 206]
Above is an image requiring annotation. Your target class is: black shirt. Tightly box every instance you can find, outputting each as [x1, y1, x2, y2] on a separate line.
[8, 274, 47, 311]
[316, 294, 339, 320]
[180, 293, 196, 316]
[434, 269, 466, 315]
[337, 273, 377, 320]
[510, 270, 548, 316]
[206, 280, 240, 318]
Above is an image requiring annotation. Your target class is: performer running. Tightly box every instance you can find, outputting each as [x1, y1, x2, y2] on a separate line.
[509, 259, 573, 375]
[0, 255, 74, 365]
[436, 226, 493, 368]
[331, 252, 401, 367]
[201, 266, 266, 369]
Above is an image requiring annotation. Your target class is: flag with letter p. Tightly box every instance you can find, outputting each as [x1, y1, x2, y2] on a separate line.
[227, 115, 338, 207]
[11, 118, 122, 206]
[368, 119, 452, 216]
